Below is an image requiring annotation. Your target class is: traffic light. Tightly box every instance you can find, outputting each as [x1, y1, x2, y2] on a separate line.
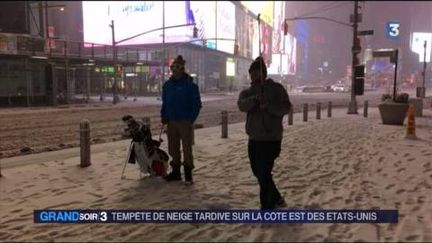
[283, 20, 288, 36]
[193, 26, 198, 38]
[234, 43, 239, 56]
[354, 65, 365, 95]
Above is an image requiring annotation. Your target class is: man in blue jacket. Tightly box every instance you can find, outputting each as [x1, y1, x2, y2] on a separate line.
[161, 55, 201, 185]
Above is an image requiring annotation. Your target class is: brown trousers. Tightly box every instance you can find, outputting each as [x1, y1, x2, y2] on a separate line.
[167, 121, 194, 169]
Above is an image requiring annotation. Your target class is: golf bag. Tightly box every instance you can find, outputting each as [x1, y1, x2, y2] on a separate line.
[121, 115, 169, 178]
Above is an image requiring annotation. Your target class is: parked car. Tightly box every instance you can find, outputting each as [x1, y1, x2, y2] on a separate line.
[295, 85, 327, 93]
[331, 84, 348, 92]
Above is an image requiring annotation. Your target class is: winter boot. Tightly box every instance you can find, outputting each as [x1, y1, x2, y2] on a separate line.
[184, 166, 193, 185]
[275, 198, 287, 209]
[164, 164, 181, 181]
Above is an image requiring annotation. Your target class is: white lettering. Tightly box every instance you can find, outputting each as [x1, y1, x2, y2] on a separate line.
[166, 212, 192, 221]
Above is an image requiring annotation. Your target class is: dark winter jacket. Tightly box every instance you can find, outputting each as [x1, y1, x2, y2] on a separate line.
[161, 73, 202, 123]
[237, 78, 291, 141]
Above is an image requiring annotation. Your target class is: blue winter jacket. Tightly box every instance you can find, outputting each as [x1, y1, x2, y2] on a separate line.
[161, 74, 202, 123]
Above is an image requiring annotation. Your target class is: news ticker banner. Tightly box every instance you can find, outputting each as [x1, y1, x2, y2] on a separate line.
[34, 209, 398, 224]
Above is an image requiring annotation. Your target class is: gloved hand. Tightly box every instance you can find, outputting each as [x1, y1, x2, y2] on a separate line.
[256, 93, 268, 110]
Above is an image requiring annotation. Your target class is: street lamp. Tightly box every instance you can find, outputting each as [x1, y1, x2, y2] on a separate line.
[109, 20, 120, 104]
[421, 40, 427, 98]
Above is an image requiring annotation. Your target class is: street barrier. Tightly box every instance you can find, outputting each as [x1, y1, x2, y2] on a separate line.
[303, 104, 308, 122]
[364, 101, 368, 118]
[221, 111, 228, 138]
[80, 119, 91, 167]
[288, 109, 293, 126]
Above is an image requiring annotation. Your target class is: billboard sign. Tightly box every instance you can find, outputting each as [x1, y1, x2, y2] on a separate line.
[272, 1, 285, 54]
[82, 1, 194, 46]
[268, 54, 286, 75]
[216, 1, 236, 54]
[252, 22, 272, 65]
[188, 1, 216, 49]
[411, 32, 432, 62]
[226, 58, 235, 77]
[286, 33, 297, 75]
[240, 1, 274, 26]
[256, 32, 297, 76]
[261, 23, 273, 65]
[0, 33, 17, 55]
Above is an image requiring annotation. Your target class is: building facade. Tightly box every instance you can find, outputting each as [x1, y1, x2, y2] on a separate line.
[0, 1, 294, 106]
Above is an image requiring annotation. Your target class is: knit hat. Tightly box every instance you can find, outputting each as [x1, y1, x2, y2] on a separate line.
[248, 56, 267, 78]
[172, 55, 186, 66]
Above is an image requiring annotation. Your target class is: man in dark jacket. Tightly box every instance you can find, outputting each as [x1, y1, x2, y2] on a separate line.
[237, 56, 291, 209]
[161, 55, 202, 185]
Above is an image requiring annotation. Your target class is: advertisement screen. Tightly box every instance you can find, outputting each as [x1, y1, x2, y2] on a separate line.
[252, 22, 273, 66]
[240, 1, 274, 26]
[411, 32, 432, 62]
[245, 14, 255, 58]
[252, 20, 259, 59]
[188, 1, 216, 49]
[0, 33, 17, 55]
[236, 6, 255, 58]
[242, 13, 255, 59]
[269, 33, 297, 75]
[262, 23, 273, 65]
[268, 54, 286, 75]
[226, 58, 235, 77]
[82, 1, 194, 46]
[216, 1, 236, 54]
[272, 1, 285, 54]
[286, 33, 297, 75]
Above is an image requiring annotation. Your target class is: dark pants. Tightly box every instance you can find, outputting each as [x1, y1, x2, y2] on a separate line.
[248, 140, 283, 210]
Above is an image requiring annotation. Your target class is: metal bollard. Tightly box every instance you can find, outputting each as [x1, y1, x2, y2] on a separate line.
[328, 101, 332, 118]
[364, 100, 368, 118]
[303, 104, 308, 122]
[288, 109, 293, 126]
[316, 102, 321, 120]
[406, 105, 417, 139]
[80, 119, 91, 168]
[221, 111, 228, 138]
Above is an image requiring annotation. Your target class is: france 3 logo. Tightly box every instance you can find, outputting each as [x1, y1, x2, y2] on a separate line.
[35, 210, 107, 223]
[386, 21, 400, 40]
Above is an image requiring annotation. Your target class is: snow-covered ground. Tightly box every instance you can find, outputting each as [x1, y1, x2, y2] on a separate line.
[1, 107, 432, 242]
